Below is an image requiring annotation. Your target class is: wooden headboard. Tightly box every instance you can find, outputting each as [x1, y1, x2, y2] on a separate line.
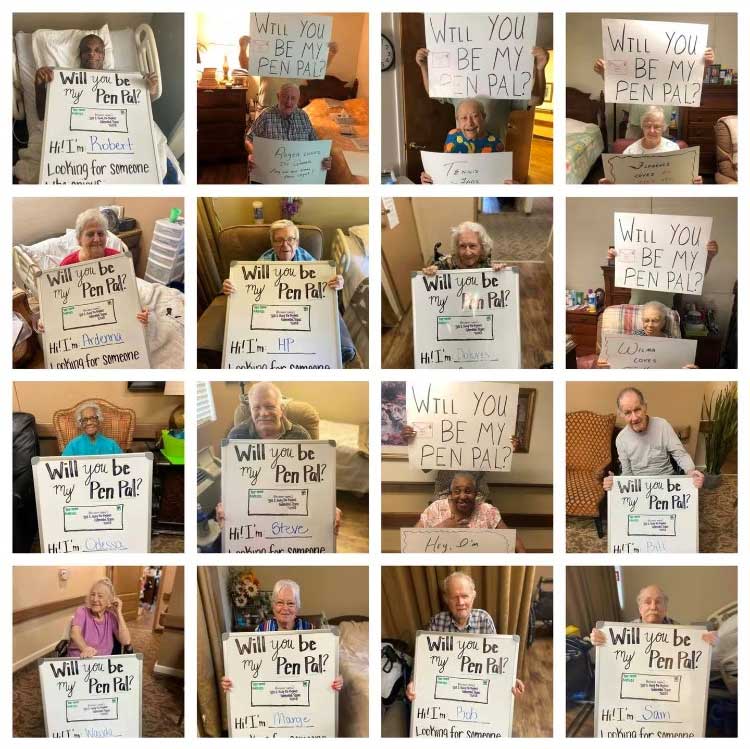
[299, 75, 358, 107]
[566, 87, 608, 147]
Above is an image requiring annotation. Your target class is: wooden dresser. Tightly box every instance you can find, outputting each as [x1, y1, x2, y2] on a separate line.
[601, 264, 631, 307]
[566, 307, 603, 356]
[679, 84, 738, 175]
[197, 86, 247, 163]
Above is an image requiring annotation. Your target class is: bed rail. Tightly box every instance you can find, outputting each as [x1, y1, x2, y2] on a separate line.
[135, 23, 162, 101]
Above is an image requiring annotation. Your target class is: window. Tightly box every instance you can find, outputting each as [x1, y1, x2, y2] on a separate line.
[196, 381, 217, 427]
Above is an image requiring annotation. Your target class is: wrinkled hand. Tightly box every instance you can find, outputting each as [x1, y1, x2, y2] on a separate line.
[247, 153, 256, 172]
[706, 240, 718, 256]
[144, 72, 159, 96]
[81, 645, 98, 658]
[327, 275, 344, 290]
[492, 262, 507, 272]
[598, 178, 613, 184]
[405, 680, 416, 701]
[421, 265, 438, 276]
[603, 472, 614, 491]
[332, 675, 344, 691]
[420, 171, 434, 184]
[136, 309, 149, 326]
[607, 247, 617, 260]
[532, 47, 548, 70]
[437, 515, 470, 528]
[593, 58, 605, 78]
[511, 435, 519, 452]
[322, 157, 332, 170]
[704, 48, 715, 65]
[35, 66, 54, 85]
[512, 678, 525, 697]
[215, 502, 225, 527]
[415, 48, 429, 68]
[222, 279, 236, 295]
[37, 319, 45, 334]
[596, 359, 611, 369]
[221, 676, 233, 692]
[111, 597, 124, 616]
[401, 425, 416, 442]
[691, 470, 704, 489]
[328, 41, 339, 56]
[590, 628, 606, 646]
[702, 631, 719, 646]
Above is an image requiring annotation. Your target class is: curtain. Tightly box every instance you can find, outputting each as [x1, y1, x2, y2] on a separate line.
[566, 566, 621, 636]
[197, 566, 227, 737]
[382, 566, 536, 672]
[197, 197, 223, 317]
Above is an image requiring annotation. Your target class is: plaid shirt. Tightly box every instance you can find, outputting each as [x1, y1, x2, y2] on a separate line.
[246, 105, 317, 143]
[428, 609, 496, 634]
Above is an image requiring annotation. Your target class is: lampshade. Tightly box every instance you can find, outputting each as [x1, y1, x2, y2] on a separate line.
[164, 381, 185, 397]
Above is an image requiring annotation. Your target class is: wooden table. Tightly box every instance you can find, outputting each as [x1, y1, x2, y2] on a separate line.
[566, 307, 603, 356]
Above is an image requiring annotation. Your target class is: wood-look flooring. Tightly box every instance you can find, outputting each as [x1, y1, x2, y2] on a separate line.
[513, 634, 553, 737]
[382, 262, 553, 369]
[527, 136, 553, 184]
[336, 490, 369, 553]
[198, 160, 246, 185]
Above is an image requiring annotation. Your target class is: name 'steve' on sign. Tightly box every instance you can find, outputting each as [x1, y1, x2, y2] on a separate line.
[40, 69, 159, 183]
[249, 14, 333, 79]
[424, 13, 538, 99]
[412, 268, 520, 368]
[614, 212, 711, 294]
[602, 19, 708, 106]
[37, 252, 150, 369]
[32, 453, 153, 554]
[39, 654, 143, 738]
[594, 621, 711, 738]
[221, 440, 336, 553]
[406, 381, 519, 471]
[222, 261, 341, 369]
[410, 631, 519, 738]
[223, 630, 338, 737]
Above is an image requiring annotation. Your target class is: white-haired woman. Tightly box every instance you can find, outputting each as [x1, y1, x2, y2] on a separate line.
[597, 301, 698, 369]
[61, 401, 123, 455]
[422, 221, 507, 275]
[220, 579, 343, 692]
[67, 577, 131, 658]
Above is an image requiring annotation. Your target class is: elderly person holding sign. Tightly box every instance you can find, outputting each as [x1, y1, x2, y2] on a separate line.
[245, 83, 332, 178]
[221, 219, 355, 363]
[603, 387, 704, 492]
[61, 402, 123, 456]
[416, 472, 526, 552]
[67, 577, 132, 658]
[405, 572, 525, 700]
[421, 221, 507, 275]
[220, 579, 343, 692]
[590, 584, 718, 647]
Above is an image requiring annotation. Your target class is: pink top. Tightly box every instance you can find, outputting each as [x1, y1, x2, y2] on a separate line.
[67, 606, 120, 657]
[417, 498, 501, 528]
[60, 248, 120, 266]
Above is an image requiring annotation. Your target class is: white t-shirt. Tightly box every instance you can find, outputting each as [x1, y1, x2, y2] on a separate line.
[623, 137, 680, 156]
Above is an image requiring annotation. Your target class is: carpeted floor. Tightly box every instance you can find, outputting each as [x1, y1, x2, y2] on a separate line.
[566, 474, 737, 553]
[13, 611, 183, 737]
[481, 197, 553, 263]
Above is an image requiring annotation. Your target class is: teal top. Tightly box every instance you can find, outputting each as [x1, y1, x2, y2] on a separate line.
[62, 432, 123, 456]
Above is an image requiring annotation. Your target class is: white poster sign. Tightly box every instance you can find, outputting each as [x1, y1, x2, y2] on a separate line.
[39, 654, 143, 738]
[614, 212, 711, 294]
[37, 252, 150, 370]
[222, 261, 341, 369]
[421, 150, 513, 184]
[253, 137, 332, 184]
[601, 335, 697, 369]
[410, 631, 518, 738]
[602, 19, 708, 106]
[249, 13, 333, 79]
[424, 13, 538, 99]
[602, 147, 700, 184]
[32, 453, 153, 554]
[406, 381, 519, 471]
[223, 630, 338, 737]
[221, 439, 336, 553]
[40, 68, 159, 184]
[411, 268, 520, 368]
[608, 474, 698, 553]
[594, 621, 710, 737]
[401, 527, 516, 553]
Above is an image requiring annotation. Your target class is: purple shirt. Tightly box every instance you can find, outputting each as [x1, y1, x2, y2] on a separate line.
[67, 606, 120, 657]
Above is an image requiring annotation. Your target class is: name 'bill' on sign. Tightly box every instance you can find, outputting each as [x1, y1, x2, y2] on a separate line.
[607, 474, 698, 553]
[249, 13, 333, 80]
[406, 381, 519, 471]
[411, 268, 520, 368]
[424, 13, 538, 99]
[252, 137, 332, 185]
[602, 147, 700, 184]
[420, 150, 512, 185]
[614, 212, 711, 294]
[594, 621, 711, 738]
[40, 69, 160, 184]
[601, 18, 708, 106]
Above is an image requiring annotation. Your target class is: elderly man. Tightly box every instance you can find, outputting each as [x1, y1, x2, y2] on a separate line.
[245, 83, 331, 176]
[406, 572, 525, 700]
[221, 219, 356, 363]
[603, 387, 704, 491]
[61, 402, 123, 456]
[590, 584, 719, 646]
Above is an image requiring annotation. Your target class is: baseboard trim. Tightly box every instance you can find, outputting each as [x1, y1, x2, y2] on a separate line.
[154, 663, 184, 679]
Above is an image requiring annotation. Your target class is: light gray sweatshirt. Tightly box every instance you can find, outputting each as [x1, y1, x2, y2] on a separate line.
[616, 416, 695, 476]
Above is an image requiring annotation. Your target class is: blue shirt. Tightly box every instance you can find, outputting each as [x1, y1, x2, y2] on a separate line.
[258, 247, 316, 261]
[62, 433, 123, 456]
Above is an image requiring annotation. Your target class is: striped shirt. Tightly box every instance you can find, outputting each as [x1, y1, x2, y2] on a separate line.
[255, 617, 313, 632]
[428, 609, 496, 634]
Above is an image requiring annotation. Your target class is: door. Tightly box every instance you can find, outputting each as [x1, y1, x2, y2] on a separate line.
[108, 566, 143, 621]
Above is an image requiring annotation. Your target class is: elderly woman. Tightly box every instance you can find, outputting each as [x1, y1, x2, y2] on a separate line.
[421, 221, 507, 275]
[416, 472, 526, 552]
[67, 578, 131, 658]
[61, 402, 123, 455]
[421, 98, 514, 184]
[221, 580, 343, 692]
[221, 219, 355, 363]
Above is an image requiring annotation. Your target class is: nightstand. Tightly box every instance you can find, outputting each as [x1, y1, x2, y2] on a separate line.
[566, 307, 603, 356]
[197, 86, 247, 163]
[115, 228, 142, 270]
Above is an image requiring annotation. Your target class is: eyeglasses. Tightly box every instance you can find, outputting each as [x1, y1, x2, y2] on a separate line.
[271, 236, 298, 247]
[79, 416, 100, 424]
[274, 600, 297, 609]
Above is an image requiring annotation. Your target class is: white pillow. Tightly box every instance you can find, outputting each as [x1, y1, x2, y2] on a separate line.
[31, 24, 115, 70]
[566, 118, 593, 135]
[63, 228, 123, 251]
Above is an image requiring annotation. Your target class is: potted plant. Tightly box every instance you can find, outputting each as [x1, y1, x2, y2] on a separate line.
[701, 383, 738, 489]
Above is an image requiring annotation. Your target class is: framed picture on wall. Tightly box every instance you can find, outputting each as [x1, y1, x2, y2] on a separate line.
[515, 388, 537, 453]
[544, 83, 553, 103]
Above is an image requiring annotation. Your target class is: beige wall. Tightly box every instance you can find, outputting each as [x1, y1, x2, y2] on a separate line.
[355, 16, 369, 98]
[412, 198, 478, 265]
[621, 566, 736, 623]
[156, 567, 184, 673]
[566, 197, 737, 340]
[13, 13, 153, 31]
[13, 566, 107, 671]
[199, 381, 369, 454]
